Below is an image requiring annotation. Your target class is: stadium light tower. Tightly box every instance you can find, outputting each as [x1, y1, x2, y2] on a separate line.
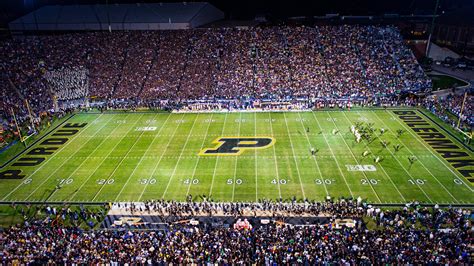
[425, 0, 440, 57]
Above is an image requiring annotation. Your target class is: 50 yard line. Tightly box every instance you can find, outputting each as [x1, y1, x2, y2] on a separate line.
[231, 113, 243, 201]
[254, 112, 258, 202]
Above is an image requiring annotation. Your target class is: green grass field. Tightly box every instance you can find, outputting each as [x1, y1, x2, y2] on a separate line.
[428, 74, 469, 91]
[0, 109, 472, 204]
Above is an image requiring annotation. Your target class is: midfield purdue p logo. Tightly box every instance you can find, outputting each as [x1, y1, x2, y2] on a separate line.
[199, 137, 275, 156]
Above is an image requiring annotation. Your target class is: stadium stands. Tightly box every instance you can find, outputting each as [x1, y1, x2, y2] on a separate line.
[1, 26, 431, 109]
[4, 25, 472, 150]
[1, 1, 472, 263]
[0, 15, 472, 266]
[425, 93, 473, 128]
[0, 201, 471, 264]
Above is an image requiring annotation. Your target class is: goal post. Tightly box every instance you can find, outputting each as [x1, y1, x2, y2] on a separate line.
[24, 99, 37, 133]
[455, 127, 472, 142]
[455, 92, 472, 142]
[10, 108, 27, 148]
[10, 101, 39, 148]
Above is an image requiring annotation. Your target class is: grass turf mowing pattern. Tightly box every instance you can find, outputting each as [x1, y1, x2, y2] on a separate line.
[0, 109, 472, 204]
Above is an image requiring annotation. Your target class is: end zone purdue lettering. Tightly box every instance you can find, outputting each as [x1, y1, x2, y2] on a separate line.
[199, 137, 275, 156]
[0, 170, 25, 179]
[0, 122, 87, 180]
[393, 110, 474, 182]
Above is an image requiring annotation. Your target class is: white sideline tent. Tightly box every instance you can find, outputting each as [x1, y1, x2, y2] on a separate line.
[428, 42, 460, 61]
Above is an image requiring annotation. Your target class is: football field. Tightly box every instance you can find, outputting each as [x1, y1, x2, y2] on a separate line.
[0, 109, 472, 204]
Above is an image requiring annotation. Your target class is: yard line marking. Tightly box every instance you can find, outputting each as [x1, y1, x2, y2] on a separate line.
[254, 112, 258, 202]
[45, 115, 130, 201]
[161, 114, 199, 199]
[2, 114, 105, 201]
[92, 114, 154, 201]
[268, 113, 282, 199]
[386, 110, 474, 193]
[342, 112, 409, 202]
[114, 113, 172, 201]
[311, 112, 355, 199]
[78, 132, 417, 138]
[372, 111, 460, 202]
[185, 113, 215, 197]
[138, 114, 186, 201]
[297, 112, 328, 197]
[231, 113, 242, 202]
[283, 113, 306, 200]
[26, 114, 116, 200]
[68, 114, 144, 201]
[329, 111, 382, 201]
[208, 113, 228, 198]
[50, 154, 436, 160]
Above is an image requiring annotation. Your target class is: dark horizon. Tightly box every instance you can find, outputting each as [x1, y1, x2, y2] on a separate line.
[1, 0, 473, 21]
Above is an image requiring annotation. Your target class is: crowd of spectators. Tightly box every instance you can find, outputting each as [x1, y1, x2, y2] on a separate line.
[0, 200, 471, 264]
[0, 25, 431, 109]
[112, 198, 369, 218]
[0, 108, 74, 149]
[0, 26, 470, 264]
[4, 25, 470, 149]
[424, 93, 474, 128]
[141, 30, 191, 100]
[115, 32, 158, 100]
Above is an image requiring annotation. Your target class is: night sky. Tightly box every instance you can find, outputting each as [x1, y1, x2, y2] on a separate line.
[0, 0, 473, 26]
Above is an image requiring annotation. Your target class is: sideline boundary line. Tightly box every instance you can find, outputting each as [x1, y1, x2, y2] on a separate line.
[417, 109, 474, 153]
[387, 110, 474, 193]
[0, 200, 471, 207]
[2, 114, 103, 201]
[371, 111, 459, 202]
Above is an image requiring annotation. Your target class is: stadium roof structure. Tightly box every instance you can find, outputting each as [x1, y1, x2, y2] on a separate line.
[9, 2, 224, 31]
